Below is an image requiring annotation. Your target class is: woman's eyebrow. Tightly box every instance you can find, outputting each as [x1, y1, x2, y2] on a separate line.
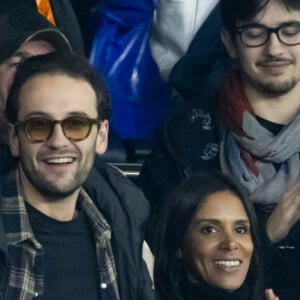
[193, 218, 250, 225]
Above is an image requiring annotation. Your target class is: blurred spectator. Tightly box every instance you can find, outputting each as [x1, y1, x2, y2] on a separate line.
[0, 0, 84, 55]
[139, 2, 230, 249]
[150, 0, 219, 81]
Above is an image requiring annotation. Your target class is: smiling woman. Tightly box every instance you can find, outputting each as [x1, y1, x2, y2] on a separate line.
[154, 173, 279, 300]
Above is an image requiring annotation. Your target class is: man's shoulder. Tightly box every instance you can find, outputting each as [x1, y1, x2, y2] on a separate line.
[88, 157, 143, 194]
[84, 157, 150, 222]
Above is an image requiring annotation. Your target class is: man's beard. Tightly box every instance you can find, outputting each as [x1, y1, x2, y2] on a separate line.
[259, 80, 297, 95]
[249, 74, 298, 96]
[21, 161, 86, 202]
[19, 150, 94, 202]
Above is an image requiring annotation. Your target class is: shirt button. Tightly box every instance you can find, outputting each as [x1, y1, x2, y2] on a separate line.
[101, 283, 107, 289]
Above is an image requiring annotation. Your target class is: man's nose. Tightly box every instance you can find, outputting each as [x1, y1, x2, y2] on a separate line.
[46, 123, 70, 148]
[263, 32, 285, 57]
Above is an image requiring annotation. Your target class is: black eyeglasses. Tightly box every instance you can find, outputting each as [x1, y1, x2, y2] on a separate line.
[235, 22, 300, 47]
[15, 116, 100, 143]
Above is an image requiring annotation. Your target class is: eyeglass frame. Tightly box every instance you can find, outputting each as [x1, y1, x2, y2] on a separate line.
[15, 116, 100, 143]
[234, 22, 300, 47]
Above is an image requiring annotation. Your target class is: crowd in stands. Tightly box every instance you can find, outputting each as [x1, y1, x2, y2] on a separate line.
[0, 0, 299, 299]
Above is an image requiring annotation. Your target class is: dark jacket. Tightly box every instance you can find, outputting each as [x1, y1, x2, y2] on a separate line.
[138, 4, 230, 248]
[178, 275, 252, 300]
[86, 157, 157, 300]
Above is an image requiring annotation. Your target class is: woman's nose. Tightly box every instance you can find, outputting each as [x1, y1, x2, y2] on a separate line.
[219, 232, 239, 251]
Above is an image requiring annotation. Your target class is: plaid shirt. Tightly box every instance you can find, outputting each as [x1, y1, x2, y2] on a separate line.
[0, 170, 120, 300]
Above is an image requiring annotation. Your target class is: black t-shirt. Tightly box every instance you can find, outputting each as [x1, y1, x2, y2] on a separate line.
[256, 116, 284, 172]
[256, 115, 284, 135]
[26, 202, 100, 300]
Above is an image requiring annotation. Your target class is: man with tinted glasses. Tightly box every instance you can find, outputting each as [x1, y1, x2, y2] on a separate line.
[0, 53, 156, 300]
[0, 7, 72, 175]
[139, 0, 300, 298]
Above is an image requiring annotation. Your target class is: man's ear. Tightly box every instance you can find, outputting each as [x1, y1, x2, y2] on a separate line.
[221, 27, 238, 59]
[96, 119, 109, 155]
[7, 123, 20, 157]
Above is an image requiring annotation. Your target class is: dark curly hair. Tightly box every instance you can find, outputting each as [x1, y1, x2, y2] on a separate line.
[221, 0, 300, 33]
[6, 52, 111, 124]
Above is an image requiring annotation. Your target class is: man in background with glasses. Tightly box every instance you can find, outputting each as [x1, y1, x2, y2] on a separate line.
[139, 0, 300, 298]
[0, 52, 156, 299]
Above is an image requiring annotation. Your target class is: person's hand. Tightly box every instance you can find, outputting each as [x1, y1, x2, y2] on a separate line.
[265, 288, 280, 300]
[267, 179, 300, 243]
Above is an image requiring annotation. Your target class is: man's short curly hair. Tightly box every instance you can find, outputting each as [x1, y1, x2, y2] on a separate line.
[221, 0, 300, 34]
[6, 52, 111, 124]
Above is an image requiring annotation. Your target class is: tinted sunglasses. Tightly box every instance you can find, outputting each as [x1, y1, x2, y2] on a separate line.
[15, 116, 100, 143]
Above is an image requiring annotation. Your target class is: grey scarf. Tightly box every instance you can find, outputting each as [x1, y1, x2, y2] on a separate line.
[220, 111, 300, 205]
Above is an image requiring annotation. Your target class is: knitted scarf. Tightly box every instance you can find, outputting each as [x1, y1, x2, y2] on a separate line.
[217, 71, 300, 206]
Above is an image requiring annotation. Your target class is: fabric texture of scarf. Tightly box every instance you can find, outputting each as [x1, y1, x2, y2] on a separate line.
[217, 71, 300, 206]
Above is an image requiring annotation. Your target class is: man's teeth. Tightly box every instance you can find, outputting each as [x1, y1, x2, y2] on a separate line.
[215, 260, 240, 267]
[47, 158, 73, 164]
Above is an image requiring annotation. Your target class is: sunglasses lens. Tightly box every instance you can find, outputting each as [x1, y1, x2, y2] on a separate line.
[19, 116, 97, 142]
[26, 118, 51, 142]
[63, 117, 92, 141]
